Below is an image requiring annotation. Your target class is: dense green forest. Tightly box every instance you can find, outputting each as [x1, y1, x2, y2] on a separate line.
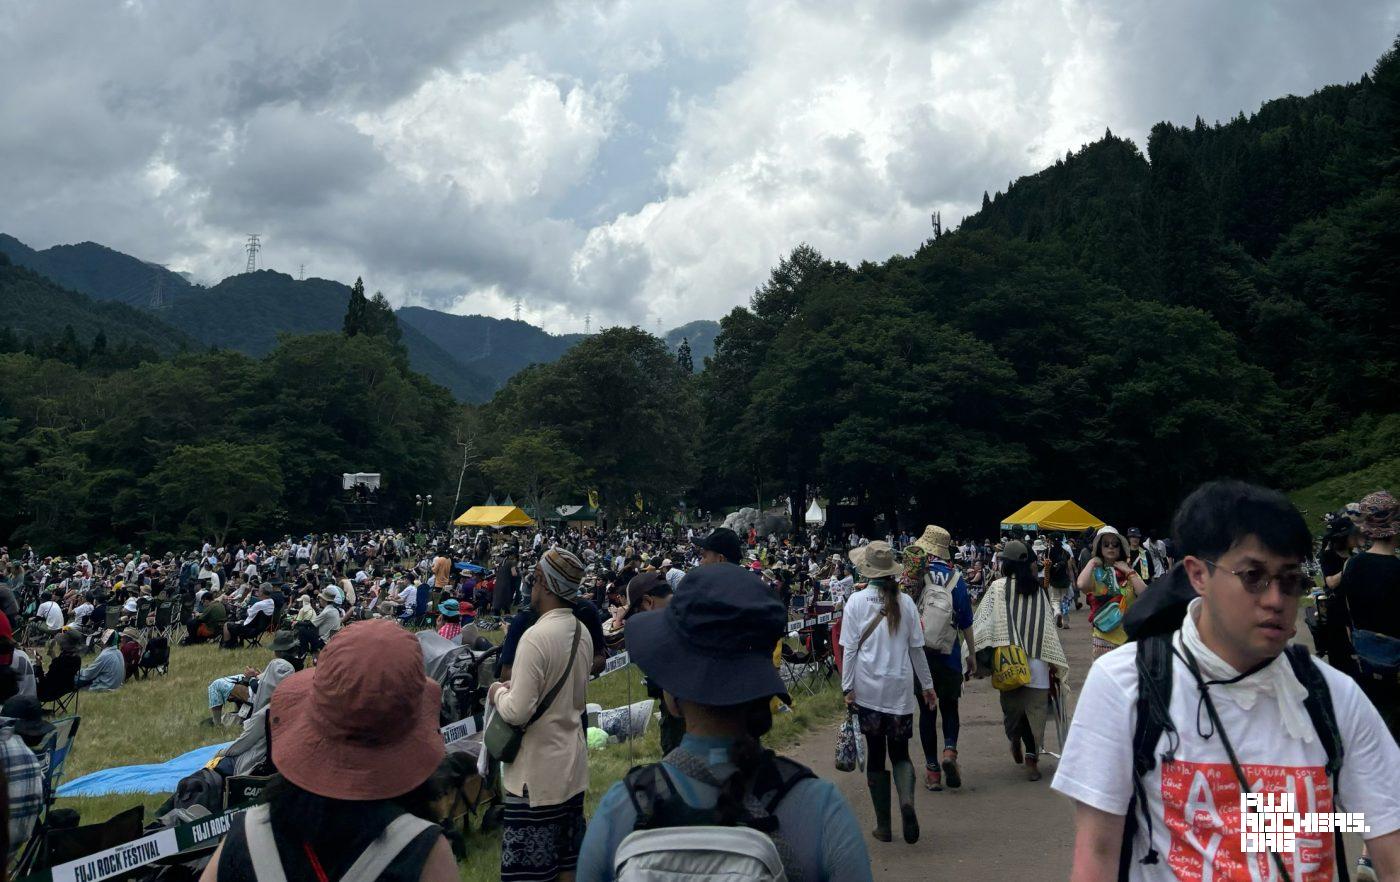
[1, 40, 1396, 552]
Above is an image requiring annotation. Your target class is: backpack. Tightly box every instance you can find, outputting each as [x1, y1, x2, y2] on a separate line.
[1119, 632, 1348, 882]
[616, 754, 814, 881]
[918, 567, 959, 654]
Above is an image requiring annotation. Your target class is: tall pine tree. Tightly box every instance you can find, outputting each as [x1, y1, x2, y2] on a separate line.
[343, 277, 368, 336]
[677, 337, 693, 373]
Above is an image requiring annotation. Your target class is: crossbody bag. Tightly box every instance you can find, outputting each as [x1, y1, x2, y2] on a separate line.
[485, 622, 582, 763]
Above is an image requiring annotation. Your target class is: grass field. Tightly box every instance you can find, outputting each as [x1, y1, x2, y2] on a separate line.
[45, 629, 845, 881]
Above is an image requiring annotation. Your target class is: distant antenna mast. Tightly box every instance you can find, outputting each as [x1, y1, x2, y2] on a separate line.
[513, 297, 522, 322]
[298, 263, 305, 281]
[244, 234, 261, 273]
[931, 211, 942, 238]
[585, 313, 591, 334]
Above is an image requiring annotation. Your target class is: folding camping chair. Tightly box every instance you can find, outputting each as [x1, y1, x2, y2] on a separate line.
[33, 804, 144, 876]
[779, 624, 821, 696]
[152, 600, 176, 639]
[44, 716, 81, 797]
[10, 716, 87, 879]
[41, 681, 79, 718]
[224, 774, 274, 811]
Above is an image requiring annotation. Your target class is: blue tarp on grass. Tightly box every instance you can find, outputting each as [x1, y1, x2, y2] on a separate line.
[58, 741, 232, 797]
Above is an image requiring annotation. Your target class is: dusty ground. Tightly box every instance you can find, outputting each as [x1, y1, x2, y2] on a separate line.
[787, 610, 1092, 879]
[785, 606, 1367, 879]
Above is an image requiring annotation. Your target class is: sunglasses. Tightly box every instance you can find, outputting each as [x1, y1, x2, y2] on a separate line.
[1199, 559, 1311, 598]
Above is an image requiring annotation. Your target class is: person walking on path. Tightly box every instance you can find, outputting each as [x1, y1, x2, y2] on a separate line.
[488, 547, 593, 882]
[1053, 481, 1400, 882]
[577, 562, 872, 881]
[906, 525, 978, 791]
[1335, 489, 1400, 744]
[974, 540, 1071, 782]
[841, 541, 936, 845]
[1076, 526, 1145, 659]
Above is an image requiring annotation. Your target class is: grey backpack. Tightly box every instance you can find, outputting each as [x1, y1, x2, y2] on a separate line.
[615, 826, 786, 881]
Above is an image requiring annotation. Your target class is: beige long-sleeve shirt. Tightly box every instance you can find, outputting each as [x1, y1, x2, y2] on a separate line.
[494, 607, 592, 806]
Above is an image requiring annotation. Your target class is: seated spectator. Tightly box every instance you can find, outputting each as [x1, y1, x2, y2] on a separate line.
[0, 695, 55, 751]
[0, 614, 36, 702]
[183, 590, 227, 645]
[35, 590, 65, 635]
[212, 658, 298, 778]
[1, 721, 42, 861]
[312, 588, 342, 640]
[75, 629, 124, 692]
[35, 629, 82, 704]
[204, 657, 297, 728]
[197, 620, 457, 881]
[118, 628, 143, 680]
[223, 586, 275, 647]
[71, 593, 95, 628]
[436, 600, 462, 642]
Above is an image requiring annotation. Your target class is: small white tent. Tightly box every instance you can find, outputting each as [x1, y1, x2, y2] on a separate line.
[805, 500, 825, 524]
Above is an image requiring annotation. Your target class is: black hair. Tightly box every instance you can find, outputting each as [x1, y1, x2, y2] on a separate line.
[707, 697, 775, 827]
[1171, 480, 1311, 562]
[1001, 557, 1038, 595]
[265, 773, 438, 856]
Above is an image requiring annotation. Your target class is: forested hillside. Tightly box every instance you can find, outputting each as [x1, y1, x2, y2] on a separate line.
[693, 39, 1400, 533]
[162, 272, 496, 402]
[0, 253, 189, 360]
[0, 234, 192, 308]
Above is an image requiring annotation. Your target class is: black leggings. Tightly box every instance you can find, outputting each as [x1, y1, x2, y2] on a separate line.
[866, 734, 911, 773]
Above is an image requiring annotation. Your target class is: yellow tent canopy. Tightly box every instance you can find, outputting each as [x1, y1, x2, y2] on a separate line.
[453, 505, 536, 528]
[1000, 500, 1104, 533]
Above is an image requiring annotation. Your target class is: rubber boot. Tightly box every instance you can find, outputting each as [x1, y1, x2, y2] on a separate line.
[892, 760, 920, 844]
[867, 771, 892, 842]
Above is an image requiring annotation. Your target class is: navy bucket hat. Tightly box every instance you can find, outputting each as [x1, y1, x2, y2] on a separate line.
[626, 562, 787, 707]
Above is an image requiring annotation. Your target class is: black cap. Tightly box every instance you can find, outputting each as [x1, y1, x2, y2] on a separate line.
[697, 528, 742, 564]
[625, 572, 671, 619]
[1, 695, 54, 743]
[1126, 527, 1143, 539]
[626, 562, 788, 706]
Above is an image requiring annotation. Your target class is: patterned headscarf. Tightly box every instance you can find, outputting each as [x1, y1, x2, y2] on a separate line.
[1358, 490, 1397, 540]
[537, 547, 585, 602]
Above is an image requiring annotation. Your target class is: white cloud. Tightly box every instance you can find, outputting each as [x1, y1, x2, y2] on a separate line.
[0, 0, 1394, 333]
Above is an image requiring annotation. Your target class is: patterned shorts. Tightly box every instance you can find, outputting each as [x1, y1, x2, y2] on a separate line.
[855, 705, 914, 740]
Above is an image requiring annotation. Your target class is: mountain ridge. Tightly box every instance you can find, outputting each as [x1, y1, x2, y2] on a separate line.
[0, 234, 720, 400]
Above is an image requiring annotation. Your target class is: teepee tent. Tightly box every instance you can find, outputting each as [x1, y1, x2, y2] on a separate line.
[805, 499, 826, 524]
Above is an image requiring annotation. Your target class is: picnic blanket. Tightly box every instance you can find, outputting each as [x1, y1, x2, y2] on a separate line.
[58, 741, 232, 797]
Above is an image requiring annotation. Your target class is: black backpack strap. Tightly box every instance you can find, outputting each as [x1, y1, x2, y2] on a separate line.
[1283, 645, 1349, 882]
[623, 762, 716, 830]
[1120, 633, 1179, 881]
[758, 756, 817, 818]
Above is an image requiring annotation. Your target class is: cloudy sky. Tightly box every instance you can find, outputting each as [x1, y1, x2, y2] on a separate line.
[1, 1, 1395, 332]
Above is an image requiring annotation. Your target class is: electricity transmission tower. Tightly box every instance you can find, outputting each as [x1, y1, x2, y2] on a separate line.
[513, 297, 522, 322]
[585, 312, 591, 334]
[150, 269, 167, 309]
[930, 211, 942, 238]
[299, 263, 305, 281]
[244, 235, 261, 273]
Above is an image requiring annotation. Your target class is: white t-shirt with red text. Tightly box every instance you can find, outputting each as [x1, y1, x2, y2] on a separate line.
[1053, 640, 1400, 882]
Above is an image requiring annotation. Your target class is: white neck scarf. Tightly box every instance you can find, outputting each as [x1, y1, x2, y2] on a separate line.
[1176, 598, 1314, 743]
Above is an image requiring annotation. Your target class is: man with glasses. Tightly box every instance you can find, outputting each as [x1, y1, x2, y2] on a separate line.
[1054, 481, 1400, 881]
